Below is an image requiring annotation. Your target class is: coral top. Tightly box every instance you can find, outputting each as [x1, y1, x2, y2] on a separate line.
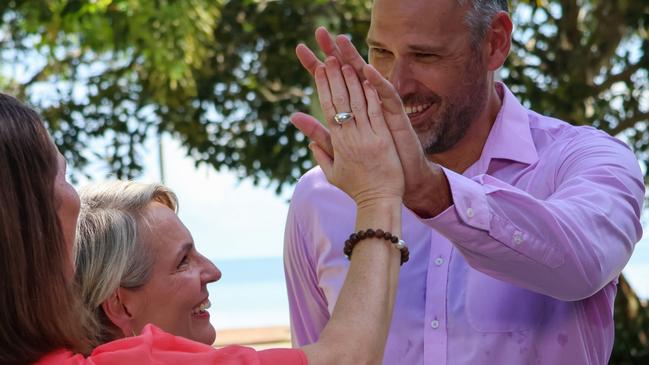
[35, 324, 307, 365]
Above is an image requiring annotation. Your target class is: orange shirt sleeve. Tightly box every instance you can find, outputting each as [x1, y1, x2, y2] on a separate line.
[34, 324, 307, 365]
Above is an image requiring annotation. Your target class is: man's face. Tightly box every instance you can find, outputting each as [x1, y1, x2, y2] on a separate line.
[368, 0, 490, 155]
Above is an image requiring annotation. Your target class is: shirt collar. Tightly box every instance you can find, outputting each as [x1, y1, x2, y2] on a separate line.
[480, 82, 539, 166]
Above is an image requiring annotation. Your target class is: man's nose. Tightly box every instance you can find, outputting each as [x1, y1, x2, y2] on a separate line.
[386, 59, 411, 99]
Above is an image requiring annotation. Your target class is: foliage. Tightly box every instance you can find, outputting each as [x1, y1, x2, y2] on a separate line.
[507, 0, 649, 182]
[0, 0, 372, 189]
[613, 276, 649, 364]
[1, 1, 646, 189]
[0, 0, 648, 362]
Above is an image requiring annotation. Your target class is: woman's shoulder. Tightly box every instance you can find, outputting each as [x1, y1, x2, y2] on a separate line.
[34, 325, 306, 365]
[33, 349, 85, 365]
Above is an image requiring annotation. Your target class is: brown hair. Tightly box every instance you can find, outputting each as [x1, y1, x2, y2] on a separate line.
[0, 93, 92, 363]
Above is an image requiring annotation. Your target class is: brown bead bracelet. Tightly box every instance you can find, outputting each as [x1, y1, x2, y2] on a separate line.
[343, 228, 410, 266]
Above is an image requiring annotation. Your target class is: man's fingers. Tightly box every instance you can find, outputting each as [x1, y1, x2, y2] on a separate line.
[298, 27, 343, 77]
[362, 64, 404, 114]
[315, 26, 341, 58]
[290, 112, 334, 158]
[335, 35, 368, 78]
[296, 44, 322, 76]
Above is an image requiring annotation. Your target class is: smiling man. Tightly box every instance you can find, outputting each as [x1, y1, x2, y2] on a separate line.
[284, 0, 645, 364]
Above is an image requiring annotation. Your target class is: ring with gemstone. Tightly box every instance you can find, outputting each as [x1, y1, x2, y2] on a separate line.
[334, 112, 354, 125]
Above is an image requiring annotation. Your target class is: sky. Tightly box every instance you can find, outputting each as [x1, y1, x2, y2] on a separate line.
[127, 135, 292, 260]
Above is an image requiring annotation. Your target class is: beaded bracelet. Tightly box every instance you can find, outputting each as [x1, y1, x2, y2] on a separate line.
[343, 229, 409, 266]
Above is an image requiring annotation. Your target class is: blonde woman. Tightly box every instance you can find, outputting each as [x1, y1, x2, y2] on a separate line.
[74, 181, 220, 348]
[2, 41, 405, 363]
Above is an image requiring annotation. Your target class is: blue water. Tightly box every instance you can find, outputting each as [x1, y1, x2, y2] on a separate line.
[207, 257, 289, 329]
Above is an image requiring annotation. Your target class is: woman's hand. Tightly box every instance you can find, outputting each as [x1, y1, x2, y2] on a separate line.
[292, 28, 450, 217]
[304, 56, 404, 208]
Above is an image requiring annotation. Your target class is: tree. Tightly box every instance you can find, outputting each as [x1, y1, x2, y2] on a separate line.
[1, 1, 645, 187]
[0, 0, 372, 190]
[506, 0, 649, 182]
[613, 275, 649, 364]
[0, 1, 647, 360]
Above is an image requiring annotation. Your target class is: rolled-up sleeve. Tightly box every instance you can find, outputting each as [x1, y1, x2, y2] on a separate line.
[424, 133, 644, 301]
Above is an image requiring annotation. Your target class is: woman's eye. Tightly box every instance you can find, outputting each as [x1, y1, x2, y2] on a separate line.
[177, 256, 189, 269]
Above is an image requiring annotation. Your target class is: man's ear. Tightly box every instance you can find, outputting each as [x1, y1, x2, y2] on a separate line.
[101, 288, 135, 337]
[484, 11, 513, 71]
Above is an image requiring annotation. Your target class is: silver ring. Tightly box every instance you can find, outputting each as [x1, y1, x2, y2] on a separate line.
[334, 112, 354, 125]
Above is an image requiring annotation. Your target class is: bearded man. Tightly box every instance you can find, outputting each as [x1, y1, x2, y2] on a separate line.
[284, 0, 644, 364]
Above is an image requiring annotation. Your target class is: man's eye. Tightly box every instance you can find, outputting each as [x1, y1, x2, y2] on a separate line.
[371, 47, 390, 56]
[415, 53, 436, 59]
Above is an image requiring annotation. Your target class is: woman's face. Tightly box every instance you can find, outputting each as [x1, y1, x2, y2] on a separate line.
[54, 153, 81, 262]
[125, 202, 221, 345]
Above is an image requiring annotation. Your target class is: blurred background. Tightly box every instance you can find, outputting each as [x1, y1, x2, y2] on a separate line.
[0, 0, 647, 362]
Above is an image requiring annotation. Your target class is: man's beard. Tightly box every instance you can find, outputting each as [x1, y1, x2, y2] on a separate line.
[416, 55, 489, 155]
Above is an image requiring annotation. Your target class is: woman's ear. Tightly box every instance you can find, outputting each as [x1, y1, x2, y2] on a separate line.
[101, 288, 136, 337]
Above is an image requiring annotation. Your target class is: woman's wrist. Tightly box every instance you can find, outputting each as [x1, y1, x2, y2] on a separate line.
[355, 197, 402, 237]
[355, 196, 402, 213]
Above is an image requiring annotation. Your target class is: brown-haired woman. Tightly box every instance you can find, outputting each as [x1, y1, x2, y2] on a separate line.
[0, 93, 93, 362]
[0, 74, 406, 365]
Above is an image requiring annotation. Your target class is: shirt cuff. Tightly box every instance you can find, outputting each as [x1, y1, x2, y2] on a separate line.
[419, 168, 564, 268]
[420, 168, 490, 242]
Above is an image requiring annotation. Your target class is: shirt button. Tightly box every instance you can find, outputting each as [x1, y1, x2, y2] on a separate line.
[430, 320, 440, 329]
[466, 207, 474, 218]
[513, 231, 524, 245]
[434, 257, 444, 266]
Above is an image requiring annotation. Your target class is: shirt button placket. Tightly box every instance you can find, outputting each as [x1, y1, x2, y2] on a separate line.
[430, 319, 440, 329]
[424, 233, 451, 365]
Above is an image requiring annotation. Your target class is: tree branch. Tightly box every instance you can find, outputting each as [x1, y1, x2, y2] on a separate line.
[610, 111, 649, 136]
[23, 52, 81, 87]
[597, 61, 644, 92]
[587, 2, 627, 73]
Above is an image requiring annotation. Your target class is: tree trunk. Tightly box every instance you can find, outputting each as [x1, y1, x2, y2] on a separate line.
[611, 274, 649, 363]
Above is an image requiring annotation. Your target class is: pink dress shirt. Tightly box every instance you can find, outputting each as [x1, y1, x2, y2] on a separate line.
[284, 83, 644, 364]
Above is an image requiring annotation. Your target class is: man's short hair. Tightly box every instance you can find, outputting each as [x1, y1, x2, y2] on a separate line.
[459, 0, 509, 46]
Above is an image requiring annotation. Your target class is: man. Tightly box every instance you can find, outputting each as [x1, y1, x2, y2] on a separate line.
[284, 0, 644, 363]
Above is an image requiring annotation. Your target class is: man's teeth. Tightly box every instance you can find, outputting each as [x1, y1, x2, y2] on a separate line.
[192, 299, 211, 315]
[405, 103, 432, 115]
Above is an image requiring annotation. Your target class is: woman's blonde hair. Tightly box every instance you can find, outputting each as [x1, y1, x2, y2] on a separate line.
[73, 180, 178, 347]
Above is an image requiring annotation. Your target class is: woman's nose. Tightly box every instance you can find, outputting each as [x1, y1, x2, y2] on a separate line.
[201, 256, 221, 284]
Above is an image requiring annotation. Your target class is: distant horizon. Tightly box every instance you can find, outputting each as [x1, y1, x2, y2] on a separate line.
[74, 134, 649, 304]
